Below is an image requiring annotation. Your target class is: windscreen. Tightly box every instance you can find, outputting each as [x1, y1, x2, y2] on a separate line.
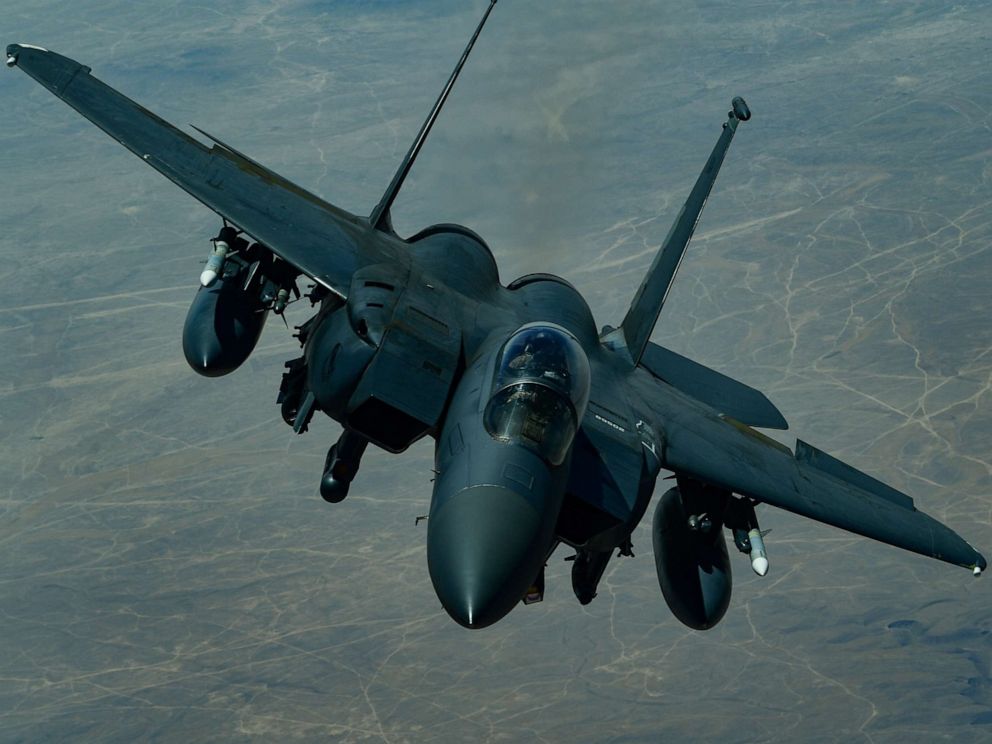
[483, 324, 590, 466]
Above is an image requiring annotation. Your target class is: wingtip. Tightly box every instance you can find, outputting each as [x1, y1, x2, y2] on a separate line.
[7, 43, 56, 69]
[973, 552, 987, 577]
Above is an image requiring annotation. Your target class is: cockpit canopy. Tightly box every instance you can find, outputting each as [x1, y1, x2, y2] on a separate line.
[483, 324, 591, 466]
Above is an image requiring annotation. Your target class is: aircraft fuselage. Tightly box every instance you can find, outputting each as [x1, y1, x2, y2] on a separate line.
[291, 223, 650, 627]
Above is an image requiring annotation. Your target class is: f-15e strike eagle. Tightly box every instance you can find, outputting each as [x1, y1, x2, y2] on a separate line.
[7, 0, 984, 631]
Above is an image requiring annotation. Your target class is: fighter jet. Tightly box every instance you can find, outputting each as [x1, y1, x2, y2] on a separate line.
[6, 1, 984, 631]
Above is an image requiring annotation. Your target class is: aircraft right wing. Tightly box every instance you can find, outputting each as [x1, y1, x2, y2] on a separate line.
[6, 43, 400, 296]
[643, 375, 987, 573]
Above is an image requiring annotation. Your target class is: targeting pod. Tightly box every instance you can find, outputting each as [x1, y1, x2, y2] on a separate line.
[319, 430, 369, 503]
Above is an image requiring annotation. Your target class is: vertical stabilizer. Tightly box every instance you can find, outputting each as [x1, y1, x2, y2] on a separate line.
[604, 97, 750, 365]
[369, 1, 498, 232]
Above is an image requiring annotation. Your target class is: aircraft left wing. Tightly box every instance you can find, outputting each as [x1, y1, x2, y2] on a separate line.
[6, 44, 397, 296]
[644, 377, 987, 573]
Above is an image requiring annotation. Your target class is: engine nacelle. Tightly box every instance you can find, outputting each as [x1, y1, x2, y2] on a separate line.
[652, 486, 732, 630]
[182, 265, 267, 377]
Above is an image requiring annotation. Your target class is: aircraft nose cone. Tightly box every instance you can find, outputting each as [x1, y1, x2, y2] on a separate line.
[427, 485, 546, 629]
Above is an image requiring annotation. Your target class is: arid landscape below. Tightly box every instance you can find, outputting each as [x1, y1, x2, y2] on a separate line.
[1, 1, 990, 741]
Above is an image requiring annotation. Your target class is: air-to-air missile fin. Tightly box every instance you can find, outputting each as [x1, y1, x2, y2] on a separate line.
[639, 341, 788, 430]
[604, 97, 750, 366]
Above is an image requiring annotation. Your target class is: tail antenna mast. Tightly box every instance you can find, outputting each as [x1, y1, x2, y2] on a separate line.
[369, 0, 498, 232]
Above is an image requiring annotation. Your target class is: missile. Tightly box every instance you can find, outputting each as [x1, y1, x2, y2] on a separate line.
[748, 528, 769, 576]
[200, 238, 230, 287]
[729, 499, 769, 576]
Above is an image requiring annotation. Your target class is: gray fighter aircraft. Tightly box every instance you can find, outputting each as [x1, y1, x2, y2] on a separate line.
[6, 1, 985, 631]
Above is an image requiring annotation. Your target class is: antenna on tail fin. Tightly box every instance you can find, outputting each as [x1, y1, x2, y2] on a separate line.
[369, 0, 498, 233]
[603, 97, 751, 365]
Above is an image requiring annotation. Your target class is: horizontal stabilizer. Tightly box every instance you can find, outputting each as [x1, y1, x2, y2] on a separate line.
[640, 342, 787, 430]
[795, 440, 915, 510]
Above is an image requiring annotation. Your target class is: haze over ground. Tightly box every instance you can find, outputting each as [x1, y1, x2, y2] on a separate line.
[1, 0, 990, 741]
